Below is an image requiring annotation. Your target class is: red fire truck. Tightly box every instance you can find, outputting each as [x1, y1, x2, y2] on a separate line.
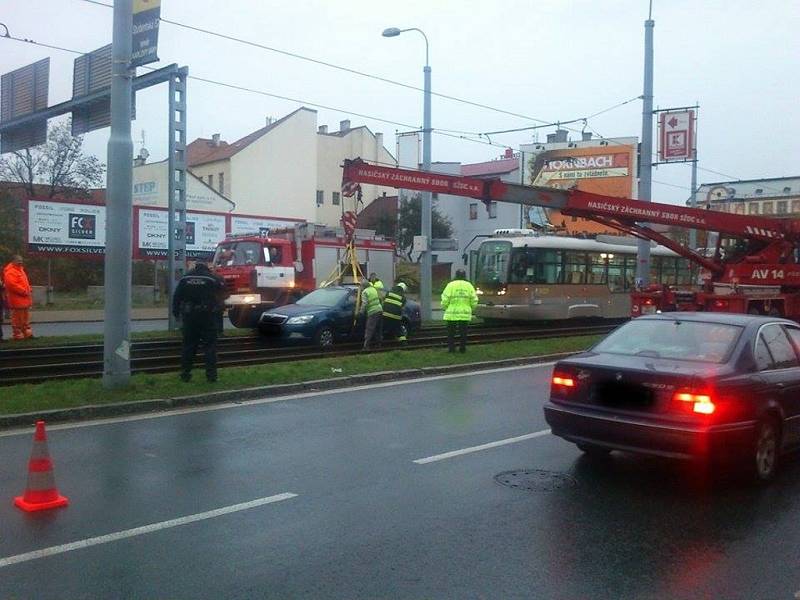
[342, 158, 800, 320]
[213, 222, 395, 328]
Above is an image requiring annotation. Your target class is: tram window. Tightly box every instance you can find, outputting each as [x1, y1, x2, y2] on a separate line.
[476, 241, 511, 286]
[532, 249, 562, 284]
[624, 256, 637, 290]
[607, 254, 625, 292]
[588, 253, 607, 284]
[562, 251, 587, 284]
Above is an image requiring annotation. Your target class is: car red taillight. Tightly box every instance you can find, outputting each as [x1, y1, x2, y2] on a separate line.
[673, 391, 716, 415]
[551, 371, 577, 399]
[552, 375, 575, 388]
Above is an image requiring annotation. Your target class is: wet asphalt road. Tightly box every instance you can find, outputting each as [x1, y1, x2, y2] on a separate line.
[1, 364, 800, 599]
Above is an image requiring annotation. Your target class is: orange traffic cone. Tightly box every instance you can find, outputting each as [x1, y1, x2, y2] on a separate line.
[14, 421, 69, 512]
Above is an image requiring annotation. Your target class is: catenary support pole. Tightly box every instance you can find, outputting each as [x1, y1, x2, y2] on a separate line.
[103, 0, 134, 388]
[167, 68, 188, 331]
[688, 107, 699, 249]
[420, 62, 432, 321]
[635, 5, 655, 287]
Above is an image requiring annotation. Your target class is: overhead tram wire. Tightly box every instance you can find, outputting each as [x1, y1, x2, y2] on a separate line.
[4, 26, 779, 193]
[75, 0, 557, 127]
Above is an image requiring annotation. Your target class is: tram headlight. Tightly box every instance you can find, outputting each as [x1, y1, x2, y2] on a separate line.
[476, 287, 484, 295]
[497, 287, 507, 296]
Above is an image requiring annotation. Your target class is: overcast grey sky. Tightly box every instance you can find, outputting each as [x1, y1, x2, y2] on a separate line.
[2, 0, 799, 204]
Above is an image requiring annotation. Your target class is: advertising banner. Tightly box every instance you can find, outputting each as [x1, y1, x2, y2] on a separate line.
[658, 110, 695, 162]
[136, 207, 227, 259]
[228, 215, 302, 237]
[27, 200, 106, 256]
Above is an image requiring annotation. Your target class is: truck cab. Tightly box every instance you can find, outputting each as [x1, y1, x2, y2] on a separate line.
[213, 234, 300, 328]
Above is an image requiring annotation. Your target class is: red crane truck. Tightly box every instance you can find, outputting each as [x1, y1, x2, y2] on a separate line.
[213, 222, 395, 328]
[341, 158, 800, 320]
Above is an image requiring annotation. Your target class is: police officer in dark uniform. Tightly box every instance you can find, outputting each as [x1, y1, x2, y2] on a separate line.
[172, 260, 226, 382]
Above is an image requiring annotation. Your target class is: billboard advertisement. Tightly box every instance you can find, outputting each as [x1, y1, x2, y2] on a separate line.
[135, 207, 227, 259]
[529, 143, 637, 235]
[228, 215, 302, 237]
[658, 110, 695, 162]
[27, 200, 106, 256]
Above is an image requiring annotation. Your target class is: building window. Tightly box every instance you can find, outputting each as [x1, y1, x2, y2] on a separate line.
[207, 174, 214, 188]
[755, 188, 763, 195]
[777, 201, 788, 214]
[734, 203, 745, 215]
[784, 187, 792, 194]
[469, 203, 478, 220]
[792, 200, 800, 214]
[748, 203, 759, 215]
[332, 191, 340, 206]
[763, 202, 774, 214]
[316, 190, 324, 206]
[488, 202, 497, 219]
[218, 172, 224, 194]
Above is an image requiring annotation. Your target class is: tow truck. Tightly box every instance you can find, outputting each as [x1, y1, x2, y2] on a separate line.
[213, 222, 395, 328]
[341, 158, 800, 319]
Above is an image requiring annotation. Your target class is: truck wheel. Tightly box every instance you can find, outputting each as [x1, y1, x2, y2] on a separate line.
[314, 326, 335, 349]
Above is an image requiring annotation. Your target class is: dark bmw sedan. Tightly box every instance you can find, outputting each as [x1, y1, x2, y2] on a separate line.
[544, 313, 800, 481]
[258, 285, 421, 347]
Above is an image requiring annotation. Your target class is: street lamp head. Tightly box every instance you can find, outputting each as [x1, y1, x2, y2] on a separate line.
[382, 27, 402, 37]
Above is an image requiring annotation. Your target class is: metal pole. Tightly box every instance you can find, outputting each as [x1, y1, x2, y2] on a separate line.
[46, 259, 52, 305]
[103, 0, 133, 388]
[421, 62, 432, 321]
[635, 10, 655, 287]
[167, 68, 188, 330]
[688, 106, 699, 249]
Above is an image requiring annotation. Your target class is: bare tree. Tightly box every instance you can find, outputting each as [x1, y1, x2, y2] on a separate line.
[0, 119, 105, 198]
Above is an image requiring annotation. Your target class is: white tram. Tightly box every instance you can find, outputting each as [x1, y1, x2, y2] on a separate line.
[473, 230, 695, 322]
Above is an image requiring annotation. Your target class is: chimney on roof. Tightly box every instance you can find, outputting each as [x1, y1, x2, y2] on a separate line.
[582, 131, 592, 141]
[318, 125, 328, 134]
[266, 116, 275, 126]
[375, 132, 383, 148]
[211, 133, 221, 147]
[339, 119, 350, 133]
[504, 148, 513, 159]
[546, 128, 569, 144]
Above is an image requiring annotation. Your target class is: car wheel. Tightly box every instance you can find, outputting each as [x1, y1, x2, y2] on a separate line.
[750, 417, 780, 483]
[576, 443, 612, 457]
[314, 326, 335, 349]
[229, 306, 257, 328]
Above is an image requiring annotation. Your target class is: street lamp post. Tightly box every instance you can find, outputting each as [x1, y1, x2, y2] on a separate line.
[383, 27, 433, 322]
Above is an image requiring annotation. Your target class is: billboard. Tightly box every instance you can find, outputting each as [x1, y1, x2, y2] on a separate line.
[27, 200, 106, 256]
[658, 110, 695, 162]
[135, 207, 227, 259]
[529, 143, 637, 235]
[229, 215, 303, 237]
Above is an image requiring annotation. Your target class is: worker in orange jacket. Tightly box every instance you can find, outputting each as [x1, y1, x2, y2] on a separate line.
[3, 255, 34, 340]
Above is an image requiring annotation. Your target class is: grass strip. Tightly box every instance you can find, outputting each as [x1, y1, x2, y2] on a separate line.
[0, 335, 600, 416]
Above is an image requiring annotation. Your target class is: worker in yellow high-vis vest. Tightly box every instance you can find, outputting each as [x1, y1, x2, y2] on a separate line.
[382, 281, 408, 343]
[361, 279, 383, 351]
[440, 269, 478, 353]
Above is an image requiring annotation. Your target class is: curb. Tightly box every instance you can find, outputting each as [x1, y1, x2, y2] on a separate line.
[0, 351, 578, 430]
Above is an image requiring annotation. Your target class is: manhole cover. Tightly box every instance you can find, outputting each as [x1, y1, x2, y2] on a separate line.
[494, 469, 577, 491]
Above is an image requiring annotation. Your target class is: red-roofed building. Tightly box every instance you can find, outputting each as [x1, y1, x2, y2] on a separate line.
[187, 107, 396, 225]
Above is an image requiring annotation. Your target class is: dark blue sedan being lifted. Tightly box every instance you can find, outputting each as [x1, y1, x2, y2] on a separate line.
[544, 313, 800, 482]
[257, 286, 421, 348]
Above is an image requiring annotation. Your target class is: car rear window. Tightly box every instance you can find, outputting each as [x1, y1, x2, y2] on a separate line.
[593, 319, 742, 363]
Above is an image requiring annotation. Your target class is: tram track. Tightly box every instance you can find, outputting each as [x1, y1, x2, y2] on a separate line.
[0, 320, 625, 386]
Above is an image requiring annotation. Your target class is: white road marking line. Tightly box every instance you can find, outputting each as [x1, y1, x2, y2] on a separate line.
[0, 362, 557, 437]
[413, 429, 552, 464]
[0, 492, 298, 569]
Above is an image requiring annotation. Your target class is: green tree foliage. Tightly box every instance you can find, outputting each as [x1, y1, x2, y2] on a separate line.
[397, 193, 453, 260]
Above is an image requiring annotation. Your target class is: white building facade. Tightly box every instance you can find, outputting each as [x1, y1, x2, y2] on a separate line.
[187, 108, 396, 226]
[691, 176, 800, 217]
